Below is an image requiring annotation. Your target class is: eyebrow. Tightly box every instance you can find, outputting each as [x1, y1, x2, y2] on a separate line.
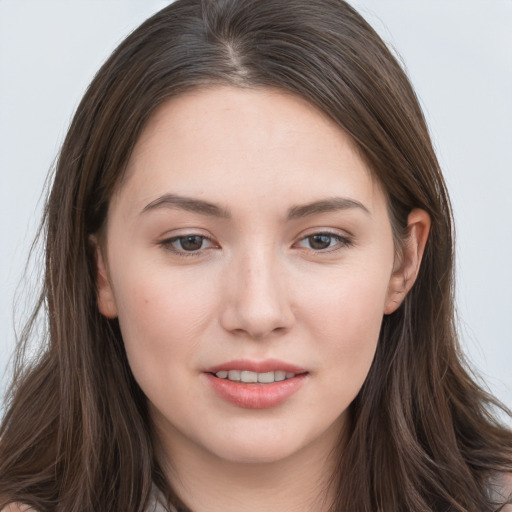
[286, 197, 370, 220]
[140, 193, 369, 219]
[141, 193, 231, 218]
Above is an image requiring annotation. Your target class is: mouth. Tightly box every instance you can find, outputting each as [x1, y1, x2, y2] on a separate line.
[211, 370, 302, 383]
[204, 359, 308, 409]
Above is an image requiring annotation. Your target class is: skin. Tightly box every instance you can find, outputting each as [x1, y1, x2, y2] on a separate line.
[94, 86, 430, 512]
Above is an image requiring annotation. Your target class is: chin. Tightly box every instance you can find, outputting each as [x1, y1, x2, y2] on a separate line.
[209, 440, 300, 465]
[199, 422, 322, 465]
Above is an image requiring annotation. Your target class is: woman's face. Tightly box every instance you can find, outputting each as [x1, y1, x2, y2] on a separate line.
[96, 86, 407, 465]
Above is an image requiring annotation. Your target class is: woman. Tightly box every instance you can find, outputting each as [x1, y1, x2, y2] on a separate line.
[1, 0, 511, 510]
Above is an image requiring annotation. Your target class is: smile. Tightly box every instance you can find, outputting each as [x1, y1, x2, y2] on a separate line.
[214, 370, 297, 383]
[204, 360, 308, 409]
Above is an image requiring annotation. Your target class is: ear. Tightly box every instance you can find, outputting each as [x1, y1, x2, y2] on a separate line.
[90, 236, 118, 319]
[384, 209, 431, 315]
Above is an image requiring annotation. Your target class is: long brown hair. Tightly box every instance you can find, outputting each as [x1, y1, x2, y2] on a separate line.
[1, 1, 511, 510]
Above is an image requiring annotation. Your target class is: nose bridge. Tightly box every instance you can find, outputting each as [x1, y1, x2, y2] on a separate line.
[221, 242, 293, 337]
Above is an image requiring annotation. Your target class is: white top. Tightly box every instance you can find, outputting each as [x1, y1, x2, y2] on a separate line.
[2, 491, 176, 512]
[148, 485, 178, 512]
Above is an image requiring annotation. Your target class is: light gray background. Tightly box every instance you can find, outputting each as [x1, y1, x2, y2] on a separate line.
[1, 1, 511, 414]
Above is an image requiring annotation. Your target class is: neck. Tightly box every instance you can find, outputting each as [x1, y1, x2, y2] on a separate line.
[153, 417, 342, 512]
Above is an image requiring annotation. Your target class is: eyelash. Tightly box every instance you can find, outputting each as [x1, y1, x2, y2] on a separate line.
[158, 231, 353, 257]
[159, 234, 217, 257]
[295, 232, 353, 253]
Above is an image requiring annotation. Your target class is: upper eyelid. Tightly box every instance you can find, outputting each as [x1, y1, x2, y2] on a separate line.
[162, 232, 210, 241]
[158, 227, 214, 241]
[294, 227, 354, 240]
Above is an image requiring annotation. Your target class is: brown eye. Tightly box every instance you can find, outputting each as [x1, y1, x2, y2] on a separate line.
[308, 234, 332, 250]
[161, 234, 215, 254]
[296, 232, 352, 252]
[178, 235, 205, 251]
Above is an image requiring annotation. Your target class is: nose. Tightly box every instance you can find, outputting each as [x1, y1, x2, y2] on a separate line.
[219, 247, 295, 339]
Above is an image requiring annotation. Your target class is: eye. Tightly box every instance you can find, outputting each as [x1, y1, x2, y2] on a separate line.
[296, 232, 352, 251]
[160, 234, 216, 254]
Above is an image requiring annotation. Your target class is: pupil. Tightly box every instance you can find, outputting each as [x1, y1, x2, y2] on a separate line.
[309, 234, 331, 250]
[180, 236, 203, 251]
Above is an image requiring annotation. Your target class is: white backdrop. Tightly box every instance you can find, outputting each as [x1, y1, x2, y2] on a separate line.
[1, 1, 511, 413]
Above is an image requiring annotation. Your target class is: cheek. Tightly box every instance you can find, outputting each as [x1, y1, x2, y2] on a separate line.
[110, 261, 218, 382]
[299, 263, 391, 388]
[305, 260, 390, 330]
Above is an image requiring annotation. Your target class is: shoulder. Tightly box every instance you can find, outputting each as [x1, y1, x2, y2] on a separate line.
[495, 472, 512, 511]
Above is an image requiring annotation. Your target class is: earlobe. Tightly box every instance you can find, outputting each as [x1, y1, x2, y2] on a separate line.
[384, 209, 431, 315]
[90, 236, 118, 319]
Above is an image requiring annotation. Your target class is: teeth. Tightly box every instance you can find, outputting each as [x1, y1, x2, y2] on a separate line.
[257, 371, 274, 383]
[214, 370, 298, 383]
[240, 371, 258, 383]
[274, 371, 286, 381]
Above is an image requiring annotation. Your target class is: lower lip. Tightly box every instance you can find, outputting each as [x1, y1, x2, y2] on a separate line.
[205, 373, 307, 409]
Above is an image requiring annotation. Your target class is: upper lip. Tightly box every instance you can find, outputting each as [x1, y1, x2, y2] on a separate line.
[204, 359, 307, 374]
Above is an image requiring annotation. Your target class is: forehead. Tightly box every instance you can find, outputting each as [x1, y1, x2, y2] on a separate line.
[116, 86, 384, 218]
